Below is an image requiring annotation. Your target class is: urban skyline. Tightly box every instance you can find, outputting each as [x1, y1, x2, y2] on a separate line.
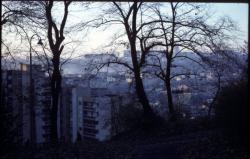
[1, 1, 248, 159]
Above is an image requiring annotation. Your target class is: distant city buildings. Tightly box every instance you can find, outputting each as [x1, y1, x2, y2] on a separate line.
[60, 72, 134, 142]
[2, 49, 247, 143]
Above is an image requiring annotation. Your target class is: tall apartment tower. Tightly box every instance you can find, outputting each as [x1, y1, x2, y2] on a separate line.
[3, 69, 24, 143]
[3, 63, 51, 144]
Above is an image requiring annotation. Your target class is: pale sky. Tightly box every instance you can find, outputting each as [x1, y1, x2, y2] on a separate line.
[212, 3, 248, 39]
[67, 3, 249, 55]
[2, 2, 249, 60]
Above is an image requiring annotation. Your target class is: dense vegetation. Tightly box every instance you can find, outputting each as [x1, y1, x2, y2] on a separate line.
[215, 74, 248, 145]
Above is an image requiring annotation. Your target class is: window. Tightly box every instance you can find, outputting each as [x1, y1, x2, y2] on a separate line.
[84, 119, 98, 125]
[84, 128, 98, 134]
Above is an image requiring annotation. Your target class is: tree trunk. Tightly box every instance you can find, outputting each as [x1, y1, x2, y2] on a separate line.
[122, 2, 154, 122]
[134, 69, 153, 118]
[165, 59, 176, 121]
[208, 74, 221, 117]
[130, 40, 154, 119]
[50, 57, 61, 144]
[45, 1, 71, 143]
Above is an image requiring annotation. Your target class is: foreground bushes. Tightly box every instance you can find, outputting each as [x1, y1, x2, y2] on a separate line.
[215, 78, 248, 143]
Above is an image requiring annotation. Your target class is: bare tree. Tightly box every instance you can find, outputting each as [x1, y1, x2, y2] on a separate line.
[93, 2, 161, 121]
[141, 2, 238, 120]
[44, 0, 72, 143]
[204, 48, 248, 117]
[2, 1, 87, 144]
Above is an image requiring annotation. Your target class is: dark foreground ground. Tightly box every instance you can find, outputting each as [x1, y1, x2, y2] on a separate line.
[1, 118, 248, 159]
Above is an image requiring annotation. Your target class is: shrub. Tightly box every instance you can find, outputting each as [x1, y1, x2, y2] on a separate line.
[111, 103, 165, 134]
[111, 103, 144, 135]
[118, 103, 144, 130]
[215, 78, 248, 143]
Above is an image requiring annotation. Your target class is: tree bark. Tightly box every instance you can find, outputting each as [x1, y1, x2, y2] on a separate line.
[45, 0, 71, 143]
[165, 2, 176, 121]
[134, 65, 153, 118]
[116, 2, 154, 120]
[208, 74, 221, 117]
[165, 59, 176, 121]
[50, 56, 61, 144]
[128, 2, 154, 119]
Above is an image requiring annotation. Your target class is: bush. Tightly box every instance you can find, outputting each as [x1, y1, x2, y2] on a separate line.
[111, 103, 144, 135]
[111, 103, 165, 135]
[118, 104, 144, 130]
[215, 79, 248, 143]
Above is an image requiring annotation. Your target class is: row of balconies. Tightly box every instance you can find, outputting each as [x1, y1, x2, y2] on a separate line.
[84, 123, 96, 129]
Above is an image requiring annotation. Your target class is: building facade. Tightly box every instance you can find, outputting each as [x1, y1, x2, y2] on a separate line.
[3, 64, 51, 144]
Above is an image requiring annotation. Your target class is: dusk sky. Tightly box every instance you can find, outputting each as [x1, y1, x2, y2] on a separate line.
[71, 3, 248, 54]
[2, 2, 248, 59]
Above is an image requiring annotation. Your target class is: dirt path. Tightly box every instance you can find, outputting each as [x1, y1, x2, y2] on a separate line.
[131, 129, 222, 159]
[132, 143, 181, 159]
